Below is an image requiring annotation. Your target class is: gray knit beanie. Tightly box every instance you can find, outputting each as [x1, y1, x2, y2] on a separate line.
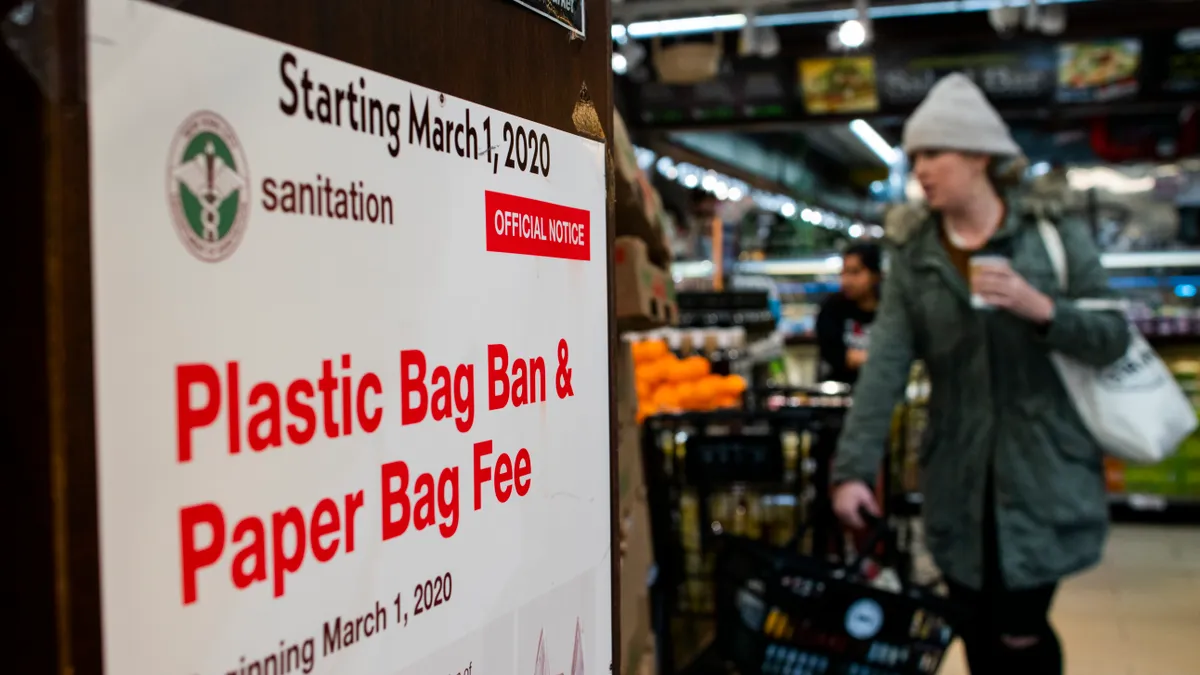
[902, 72, 1021, 157]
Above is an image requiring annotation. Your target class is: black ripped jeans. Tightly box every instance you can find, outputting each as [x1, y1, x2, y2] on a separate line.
[944, 472, 1063, 675]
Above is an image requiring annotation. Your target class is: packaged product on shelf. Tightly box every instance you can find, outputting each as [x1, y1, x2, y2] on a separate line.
[761, 494, 797, 547]
[1104, 456, 1126, 494]
[1169, 358, 1200, 401]
[616, 236, 677, 329]
[679, 491, 701, 553]
[781, 430, 800, 485]
[612, 110, 641, 187]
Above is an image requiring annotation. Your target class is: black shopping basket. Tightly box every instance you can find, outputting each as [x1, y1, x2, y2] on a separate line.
[709, 523, 960, 675]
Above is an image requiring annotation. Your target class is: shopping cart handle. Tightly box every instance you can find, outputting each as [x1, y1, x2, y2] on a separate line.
[858, 506, 882, 528]
[842, 509, 891, 578]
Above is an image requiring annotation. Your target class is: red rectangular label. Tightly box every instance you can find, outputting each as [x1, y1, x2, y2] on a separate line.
[485, 191, 591, 261]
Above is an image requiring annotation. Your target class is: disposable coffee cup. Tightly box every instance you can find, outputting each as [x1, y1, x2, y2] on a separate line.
[969, 255, 1010, 309]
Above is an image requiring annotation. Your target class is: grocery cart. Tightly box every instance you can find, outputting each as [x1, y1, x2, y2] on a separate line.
[694, 516, 961, 675]
[640, 405, 851, 674]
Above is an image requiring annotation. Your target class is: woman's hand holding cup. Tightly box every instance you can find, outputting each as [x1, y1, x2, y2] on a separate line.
[970, 256, 1055, 324]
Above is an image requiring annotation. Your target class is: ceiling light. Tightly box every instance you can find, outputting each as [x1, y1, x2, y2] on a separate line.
[780, 202, 797, 218]
[634, 146, 656, 171]
[849, 223, 865, 238]
[683, 174, 699, 188]
[753, 0, 1092, 28]
[611, 24, 628, 40]
[701, 174, 718, 191]
[837, 19, 866, 48]
[849, 119, 900, 166]
[728, 187, 744, 201]
[626, 13, 747, 38]
[612, 53, 628, 74]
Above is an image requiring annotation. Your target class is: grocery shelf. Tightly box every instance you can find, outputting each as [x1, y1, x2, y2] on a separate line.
[1109, 493, 1200, 524]
[1101, 250, 1200, 270]
[780, 333, 1200, 349]
[672, 250, 1200, 280]
[1109, 493, 1200, 509]
[1143, 334, 1200, 349]
[783, 334, 818, 347]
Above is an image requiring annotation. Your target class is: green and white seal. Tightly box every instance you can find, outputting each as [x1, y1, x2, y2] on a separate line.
[167, 111, 250, 262]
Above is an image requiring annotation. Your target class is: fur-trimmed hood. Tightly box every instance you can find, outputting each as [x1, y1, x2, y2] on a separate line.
[883, 171, 1072, 247]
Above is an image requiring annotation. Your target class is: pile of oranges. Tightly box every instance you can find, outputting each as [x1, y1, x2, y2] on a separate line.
[631, 340, 747, 422]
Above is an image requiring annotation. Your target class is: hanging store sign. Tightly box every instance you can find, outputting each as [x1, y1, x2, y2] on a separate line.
[875, 44, 1057, 110]
[506, 0, 585, 37]
[87, 1, 610, 674]
[1056, 38, 1143, 103]
[1160, 29, 1200, 95]
[798, 56, 880, 115]
[634, 60, 795, 125]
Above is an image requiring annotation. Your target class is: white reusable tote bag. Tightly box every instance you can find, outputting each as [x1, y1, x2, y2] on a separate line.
[1038, 219, 1196, 463]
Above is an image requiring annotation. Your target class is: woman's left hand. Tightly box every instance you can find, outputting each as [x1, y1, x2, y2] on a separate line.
[974, 266, 1055, 324]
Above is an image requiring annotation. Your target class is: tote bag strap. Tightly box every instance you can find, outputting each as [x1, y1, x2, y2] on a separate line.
[1038, 218, 1130, 312]
[1037, 218, 1069, 292]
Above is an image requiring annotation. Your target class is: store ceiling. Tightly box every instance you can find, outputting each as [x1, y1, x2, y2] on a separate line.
[616, 0, 1200, 181]
[614, 0, 1195, 38]
[614, 0, 830, 22]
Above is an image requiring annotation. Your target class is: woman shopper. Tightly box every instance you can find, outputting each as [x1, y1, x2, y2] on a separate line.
[816, 242, 882, 385]
[830, 73, 1129, 675]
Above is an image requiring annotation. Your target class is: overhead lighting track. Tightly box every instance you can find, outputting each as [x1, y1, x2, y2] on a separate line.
[848, 119, 899, 166]
[614, 0, 1093, 39]
[623, 13, 747, 39]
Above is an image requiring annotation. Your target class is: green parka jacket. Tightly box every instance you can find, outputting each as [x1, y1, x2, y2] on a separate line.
[832, 193, 1130, 591]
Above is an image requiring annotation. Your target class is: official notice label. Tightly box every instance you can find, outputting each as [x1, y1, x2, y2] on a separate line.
[87, 2, 610, 674]
[486, 191, 591, 261]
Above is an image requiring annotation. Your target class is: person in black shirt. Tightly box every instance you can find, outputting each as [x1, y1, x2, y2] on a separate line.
[816, 243, 882, 385]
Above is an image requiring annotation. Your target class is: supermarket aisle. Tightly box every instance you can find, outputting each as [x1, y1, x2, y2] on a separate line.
[938, 525, 1200, 675]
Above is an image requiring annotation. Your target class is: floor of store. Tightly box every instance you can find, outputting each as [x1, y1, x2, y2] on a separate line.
[938, 525, 1200, 675]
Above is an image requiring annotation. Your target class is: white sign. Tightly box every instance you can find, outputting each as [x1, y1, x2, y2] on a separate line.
[87, 2, 611, 674]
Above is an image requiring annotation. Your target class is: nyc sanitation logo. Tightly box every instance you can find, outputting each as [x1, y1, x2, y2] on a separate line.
[167, 111, 250, 262]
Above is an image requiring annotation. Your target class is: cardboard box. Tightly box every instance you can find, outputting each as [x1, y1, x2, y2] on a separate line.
[619, 492, 655, 675]
[615, 340, 639, 431]
[616, 236, 677, 330]
[621, 495, 653, 586]
[618, 422, 646, 511]
[637, 634, 658, 675]
[619, 612, 657, 672]
[620, 591, 653, 675]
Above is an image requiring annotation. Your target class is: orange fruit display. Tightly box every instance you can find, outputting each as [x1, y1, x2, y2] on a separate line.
[630, 341, 746, 419]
